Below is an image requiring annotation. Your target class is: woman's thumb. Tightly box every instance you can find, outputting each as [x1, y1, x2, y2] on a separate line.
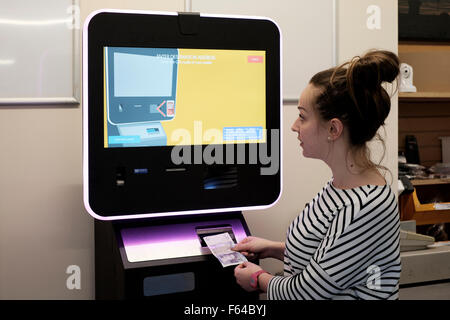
[233, 240, 250, 252]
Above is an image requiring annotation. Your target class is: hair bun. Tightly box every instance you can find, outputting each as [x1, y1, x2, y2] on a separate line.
[349, 50, 400, 88]
[310, 49, 399, 148]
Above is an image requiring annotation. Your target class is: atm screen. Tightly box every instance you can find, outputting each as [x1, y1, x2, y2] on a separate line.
[84, 11, 281, 219]
[104, 47, 266, 148]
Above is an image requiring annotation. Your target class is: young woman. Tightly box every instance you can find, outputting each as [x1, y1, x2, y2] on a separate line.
[233, 50, 402, 300]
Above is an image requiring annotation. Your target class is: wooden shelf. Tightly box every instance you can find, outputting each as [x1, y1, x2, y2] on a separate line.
[399, 92, 450, 102]
[411, 178, 450, 186]
[398, 43, 450, 166]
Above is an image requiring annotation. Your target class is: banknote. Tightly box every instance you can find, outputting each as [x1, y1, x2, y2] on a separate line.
[203, 232, 247, 267]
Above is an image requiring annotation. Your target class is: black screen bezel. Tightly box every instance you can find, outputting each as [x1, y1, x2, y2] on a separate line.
[85, 11, 281, 218]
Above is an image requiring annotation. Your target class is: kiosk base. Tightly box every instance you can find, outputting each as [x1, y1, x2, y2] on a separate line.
[95, 212, 259, 300]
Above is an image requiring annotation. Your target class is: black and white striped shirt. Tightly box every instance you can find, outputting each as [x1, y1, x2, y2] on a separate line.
[268, 179, 401, 300]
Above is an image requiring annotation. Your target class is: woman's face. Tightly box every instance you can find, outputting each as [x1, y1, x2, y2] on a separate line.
[291, 84, 330, 160]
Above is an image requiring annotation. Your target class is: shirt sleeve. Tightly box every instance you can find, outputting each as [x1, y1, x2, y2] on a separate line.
[267, 257, 343, 300]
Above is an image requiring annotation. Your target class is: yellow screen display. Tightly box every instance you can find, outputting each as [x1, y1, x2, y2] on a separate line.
[104, 47, 266, 148]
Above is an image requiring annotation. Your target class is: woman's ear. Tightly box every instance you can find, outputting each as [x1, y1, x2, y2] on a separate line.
[328, 118, 343, 141]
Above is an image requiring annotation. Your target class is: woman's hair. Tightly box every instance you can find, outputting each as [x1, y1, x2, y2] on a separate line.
[309, 49, 400, 174]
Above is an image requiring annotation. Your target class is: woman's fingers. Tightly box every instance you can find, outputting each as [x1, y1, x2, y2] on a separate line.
[233, 237, 254, 252]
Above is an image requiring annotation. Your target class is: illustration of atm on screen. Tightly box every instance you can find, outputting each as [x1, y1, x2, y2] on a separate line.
[105, 47, 178, 147]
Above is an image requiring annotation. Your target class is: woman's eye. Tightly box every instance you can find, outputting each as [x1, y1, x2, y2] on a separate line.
[299, 113, 304, 120]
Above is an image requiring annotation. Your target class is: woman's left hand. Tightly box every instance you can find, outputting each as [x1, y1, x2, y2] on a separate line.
[234, 261, 262, 292]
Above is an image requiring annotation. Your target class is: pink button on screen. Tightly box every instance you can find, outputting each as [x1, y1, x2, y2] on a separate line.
[247, 55, 263, 63]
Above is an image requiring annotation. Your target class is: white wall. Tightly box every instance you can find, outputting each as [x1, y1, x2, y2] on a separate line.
[336, 0, 398, 190]
[245, 0, 399, 278]
[0, 0, 398, 299]
[0, 0, 182, 300]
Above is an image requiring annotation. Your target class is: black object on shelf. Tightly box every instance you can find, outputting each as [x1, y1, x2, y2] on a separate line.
[400, 176, 414, 195]
[405, 135, 420, 164]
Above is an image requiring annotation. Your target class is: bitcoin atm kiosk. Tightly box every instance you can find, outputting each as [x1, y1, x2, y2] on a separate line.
[83, 9, 281, 299]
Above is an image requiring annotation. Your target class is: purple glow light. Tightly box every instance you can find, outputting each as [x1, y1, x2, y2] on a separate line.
[121, 219, 248, 248]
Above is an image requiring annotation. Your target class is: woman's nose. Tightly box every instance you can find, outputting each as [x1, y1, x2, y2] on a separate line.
[291, 120, 298, 132]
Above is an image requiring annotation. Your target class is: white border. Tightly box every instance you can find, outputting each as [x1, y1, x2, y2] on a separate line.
[0, 0, 80, 106]
[83, 9, 283, 220]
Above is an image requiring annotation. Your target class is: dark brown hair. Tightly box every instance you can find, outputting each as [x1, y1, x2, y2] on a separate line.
[309, 49, 400, 172]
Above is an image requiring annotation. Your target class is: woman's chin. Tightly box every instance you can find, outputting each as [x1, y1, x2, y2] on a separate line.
[301, 148, 309, 157]
[301, 148, 316, 159]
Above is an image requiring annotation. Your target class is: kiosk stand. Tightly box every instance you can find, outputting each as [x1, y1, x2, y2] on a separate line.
[83, 9, 282, 300]
[95, 212, 255, 299]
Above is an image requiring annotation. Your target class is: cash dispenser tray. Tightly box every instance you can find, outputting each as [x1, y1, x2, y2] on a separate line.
[119, 216, 246, 263]
[196, 224, 236, 247]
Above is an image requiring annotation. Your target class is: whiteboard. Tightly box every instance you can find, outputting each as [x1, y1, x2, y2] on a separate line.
[0, 0, 80, 105]
[192, 0, 336, 101]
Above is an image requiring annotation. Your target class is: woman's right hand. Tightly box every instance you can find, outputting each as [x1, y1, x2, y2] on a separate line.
[232, 236, 285, 261]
